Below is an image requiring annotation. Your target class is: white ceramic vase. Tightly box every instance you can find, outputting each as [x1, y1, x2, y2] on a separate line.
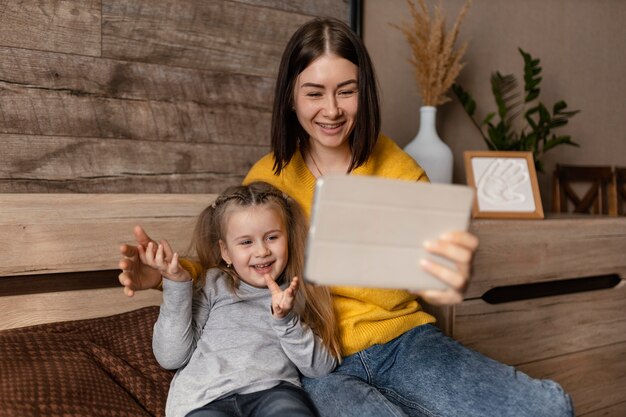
[404, 106, 453, 184]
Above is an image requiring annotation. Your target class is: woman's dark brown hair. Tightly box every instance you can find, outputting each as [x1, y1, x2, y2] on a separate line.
[271, 17, 381, 175]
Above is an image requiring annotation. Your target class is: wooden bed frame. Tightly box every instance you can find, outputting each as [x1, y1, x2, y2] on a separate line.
[0, 193, 216, 330]
[0, 192, 456, 335]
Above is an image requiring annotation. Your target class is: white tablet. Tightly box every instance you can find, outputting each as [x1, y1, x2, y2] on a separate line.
[304, 175, 474, 291]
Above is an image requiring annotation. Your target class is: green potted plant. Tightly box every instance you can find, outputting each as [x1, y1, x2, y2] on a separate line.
[453, 48, 580, 172]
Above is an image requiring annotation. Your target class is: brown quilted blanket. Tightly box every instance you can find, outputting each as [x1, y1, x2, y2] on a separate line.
[0, 306, 174, 417]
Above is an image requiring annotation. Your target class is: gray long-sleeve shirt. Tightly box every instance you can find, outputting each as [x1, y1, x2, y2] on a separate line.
[153, 268, 337, 417]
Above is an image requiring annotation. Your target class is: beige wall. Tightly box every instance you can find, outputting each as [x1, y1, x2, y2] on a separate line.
[363, 0, 626, 205]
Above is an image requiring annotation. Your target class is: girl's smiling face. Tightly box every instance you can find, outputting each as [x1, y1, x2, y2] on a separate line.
[219, 204, 288, 288]
[293, 53, 359, 155]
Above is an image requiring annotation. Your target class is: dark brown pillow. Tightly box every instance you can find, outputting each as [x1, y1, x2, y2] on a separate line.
[0, 306, 174, 417]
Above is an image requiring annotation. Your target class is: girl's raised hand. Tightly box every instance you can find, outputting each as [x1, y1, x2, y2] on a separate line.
[118, 225, 168, 296]
[264, 274, 300, 319]
[412, 230, 479, 305]
[144, 241, 192, 283]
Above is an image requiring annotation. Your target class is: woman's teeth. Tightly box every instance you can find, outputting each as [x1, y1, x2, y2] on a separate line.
[318, 122, 342, 129]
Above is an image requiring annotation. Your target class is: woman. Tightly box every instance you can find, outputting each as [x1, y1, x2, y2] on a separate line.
[119, 17, 573, 417]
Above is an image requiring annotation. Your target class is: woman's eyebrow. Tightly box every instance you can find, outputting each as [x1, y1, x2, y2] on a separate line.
[300, 79, 357, 89]
[337, 79, 357, 88]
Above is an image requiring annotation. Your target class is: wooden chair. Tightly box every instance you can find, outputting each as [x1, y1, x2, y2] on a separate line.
[615, 167, 626, 216]
[551, 164, 616, 215]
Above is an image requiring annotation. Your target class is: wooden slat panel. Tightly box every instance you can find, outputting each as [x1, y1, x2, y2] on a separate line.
[0, 47, 274, 143]
[0, 288, 162, 330]
[1, 193, 212, 221]
[0, 134, 265, 193]
[0, 193, 215, 275]
[0, 218, 194, 275]
[0, 0, 101, 56]
[0, 87, 271, 144]
[517, 342, 626, 416]
[0, 172, 244, 194]
[468, 216, 626, 298]
[230, 0, 350, 19]
[454, 283, 626, 365]
[0, 46, 274, 105]
[102, 0, 312, 76]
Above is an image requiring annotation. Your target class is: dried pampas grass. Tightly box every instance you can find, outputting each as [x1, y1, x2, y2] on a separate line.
[394, 0, 472, 106]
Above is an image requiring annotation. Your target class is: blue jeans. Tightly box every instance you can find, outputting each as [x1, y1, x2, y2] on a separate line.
[302, 324, 574, 417]
[186, 382, 317, 417]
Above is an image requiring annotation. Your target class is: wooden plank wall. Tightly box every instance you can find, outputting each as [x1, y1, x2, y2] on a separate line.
[0, 0, 350, 193]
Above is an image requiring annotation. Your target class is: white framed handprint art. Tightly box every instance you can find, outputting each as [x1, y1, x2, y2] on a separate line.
[464, 151, 544, 219]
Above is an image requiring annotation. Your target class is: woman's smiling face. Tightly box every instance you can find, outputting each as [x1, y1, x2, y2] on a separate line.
[293, 53, 359, 154]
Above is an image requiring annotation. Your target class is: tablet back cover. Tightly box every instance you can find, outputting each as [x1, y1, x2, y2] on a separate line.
[304, 175, 474, 291]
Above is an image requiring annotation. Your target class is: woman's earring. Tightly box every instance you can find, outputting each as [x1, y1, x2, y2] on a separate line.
[227, 263, 231, 268]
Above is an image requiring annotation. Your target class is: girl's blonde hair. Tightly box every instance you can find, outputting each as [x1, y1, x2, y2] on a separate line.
[191, 181, 341, 358]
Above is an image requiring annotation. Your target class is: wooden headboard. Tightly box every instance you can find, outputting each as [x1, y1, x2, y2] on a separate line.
[0, 193, 216, 330]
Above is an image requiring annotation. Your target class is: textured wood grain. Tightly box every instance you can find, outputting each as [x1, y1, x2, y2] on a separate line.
[0, 50, 270, 191]
[0, 86, 271, 144]
[468, 216, 626, 298]
[0, 0, 101, 56]
[580, 401, 626, 417]
[0, 0, 347, 194]
[102, 0, 312, 77]
[0, 134, 266, 192]
[0, 173, 244, 194]
[230, 0, 350, 18]
[458, 216, 626, 417]
[0, 46, 276, 106]
[0, 193, 215, 275]
[454, 283, 626, 365]
[0, 288, 162, 330]
[0, 47, 274, 140]
[518, 341, 626, 416]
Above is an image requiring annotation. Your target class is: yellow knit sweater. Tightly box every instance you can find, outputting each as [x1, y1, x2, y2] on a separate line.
[243, 134, 435, 356]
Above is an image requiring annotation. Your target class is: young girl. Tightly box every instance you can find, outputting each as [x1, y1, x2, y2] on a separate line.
[145, 181, 339, 417]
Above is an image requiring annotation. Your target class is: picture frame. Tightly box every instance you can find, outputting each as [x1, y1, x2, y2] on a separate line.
[464, 151, 544, 219]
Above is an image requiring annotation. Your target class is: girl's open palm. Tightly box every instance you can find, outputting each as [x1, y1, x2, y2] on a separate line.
[144, 241, 192, 283]
[118, 226, 168, 296]
[264, 274, 299, 319]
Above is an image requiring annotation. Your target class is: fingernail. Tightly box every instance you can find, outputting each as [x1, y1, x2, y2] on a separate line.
[424, 240, 435, 249]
